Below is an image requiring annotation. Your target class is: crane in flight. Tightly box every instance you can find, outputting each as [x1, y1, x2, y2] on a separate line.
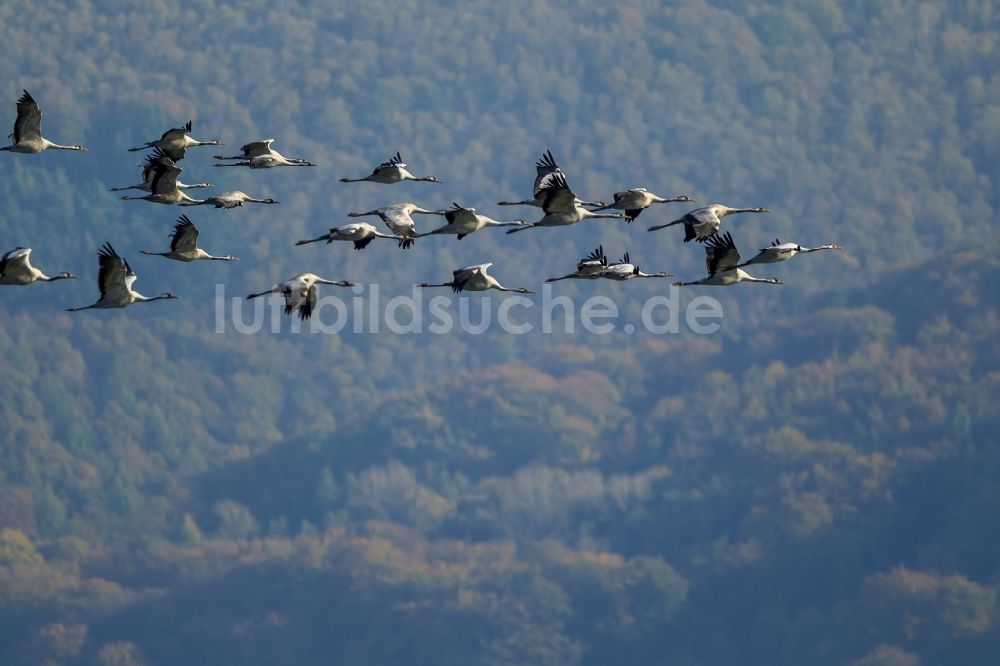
[347, 203, 443, 248]
[737, 239, 842, 267]
[1, 90, 87, 154]
[246, 273, 354, 320]
[179, 191, 278, 209]
[119, 155, 207, 205]
[648, 204, 769, 242]
[0, 247, 76, 285]
[419, 263, 533, 294]
[340, 152, 441, 184]
[497, 149, 603, 208]
[418, 202, 526, 239]
[587, 188, 694, 223]
[213, 139, 314, 168]
[110, 148, 214, 192]
[673, 232, 783, 287]
[598, 252, 672, 281]
[140, 216, 238, 261]
[67, 243, 178, 311]
[545, 246, 608, 282]
[506, 173, 628, 234]
[295, 223, 400, 251]
[127, 120, 222, 161]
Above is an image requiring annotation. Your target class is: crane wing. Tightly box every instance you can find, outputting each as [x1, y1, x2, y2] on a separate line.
[334, 223, 362, 238]
[455, 263, 491, 276]
[535, 149, 559, 176]
[450, 271, 473, 292]
[301, 284, 318, 319]
[160, 120, 192, 141]
[150, 164, 182, 194]
[444, 203, 476, 225]
[374, 151, 405, 174]
[767, 240, 796, 252]
[208, 192, 243, 208]
[13, 90, 42, 143]
[247, 154, 276, 168]
[601, 263, 633, 279]
[159, 144, 187, 162]
[240, 139, 274, 157]
[141, 148, 175, 182]
[578, 245, 607, 269]
[689, 207, 723, 241]
[539, 172, 577, 213]
[532, 150, 563, 196]
[97, 243, 133, 298]
[170, 215, 200, 252]
[452, 263, 490, 292]
[0, 247, 32, 278]
[380, 207, 416, 234]
[282, 282, 317, 320]
[704, 232, 741, 275]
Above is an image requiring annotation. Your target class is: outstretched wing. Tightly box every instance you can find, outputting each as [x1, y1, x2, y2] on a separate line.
[539, 172, 577, 213]
[169, 215, 200, 252]
[533, 150, 563, 196]
[374, 151, 405, 173]
[535, 149, 559, 175]
[444, 202, 475, 225]
[150, 163, 182, 194]
[240, 139, 274, 157]
[0, 247, 32, 278]
[625, 208, 644, 222]
[450, 267, 470, 292]
[381, 206, 417, 235]
[704, 232, 741, 275]
[601, 263, 634, 279]
[97, 242, 133, 297]
[159, 144, 187, 162]
[160, 120, 192, 141]
[579, 245, 606, 267]
[13, 90, 42, 143]
[689, 207, 723, 242]
[284, 283, 317, 320]
[452, 263, 490, 293]
[141, 148, 175, 182]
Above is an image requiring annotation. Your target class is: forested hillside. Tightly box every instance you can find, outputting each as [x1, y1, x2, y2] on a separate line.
[0, 1, 997, 665]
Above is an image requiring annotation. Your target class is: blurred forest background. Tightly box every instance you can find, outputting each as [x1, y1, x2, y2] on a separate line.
[0, 1, 998, 664]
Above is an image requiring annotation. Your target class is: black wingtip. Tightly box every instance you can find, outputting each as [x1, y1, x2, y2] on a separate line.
[536, 149, 558, 169]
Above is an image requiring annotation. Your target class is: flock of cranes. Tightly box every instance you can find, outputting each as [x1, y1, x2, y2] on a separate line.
[2, 89, 843, 319]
